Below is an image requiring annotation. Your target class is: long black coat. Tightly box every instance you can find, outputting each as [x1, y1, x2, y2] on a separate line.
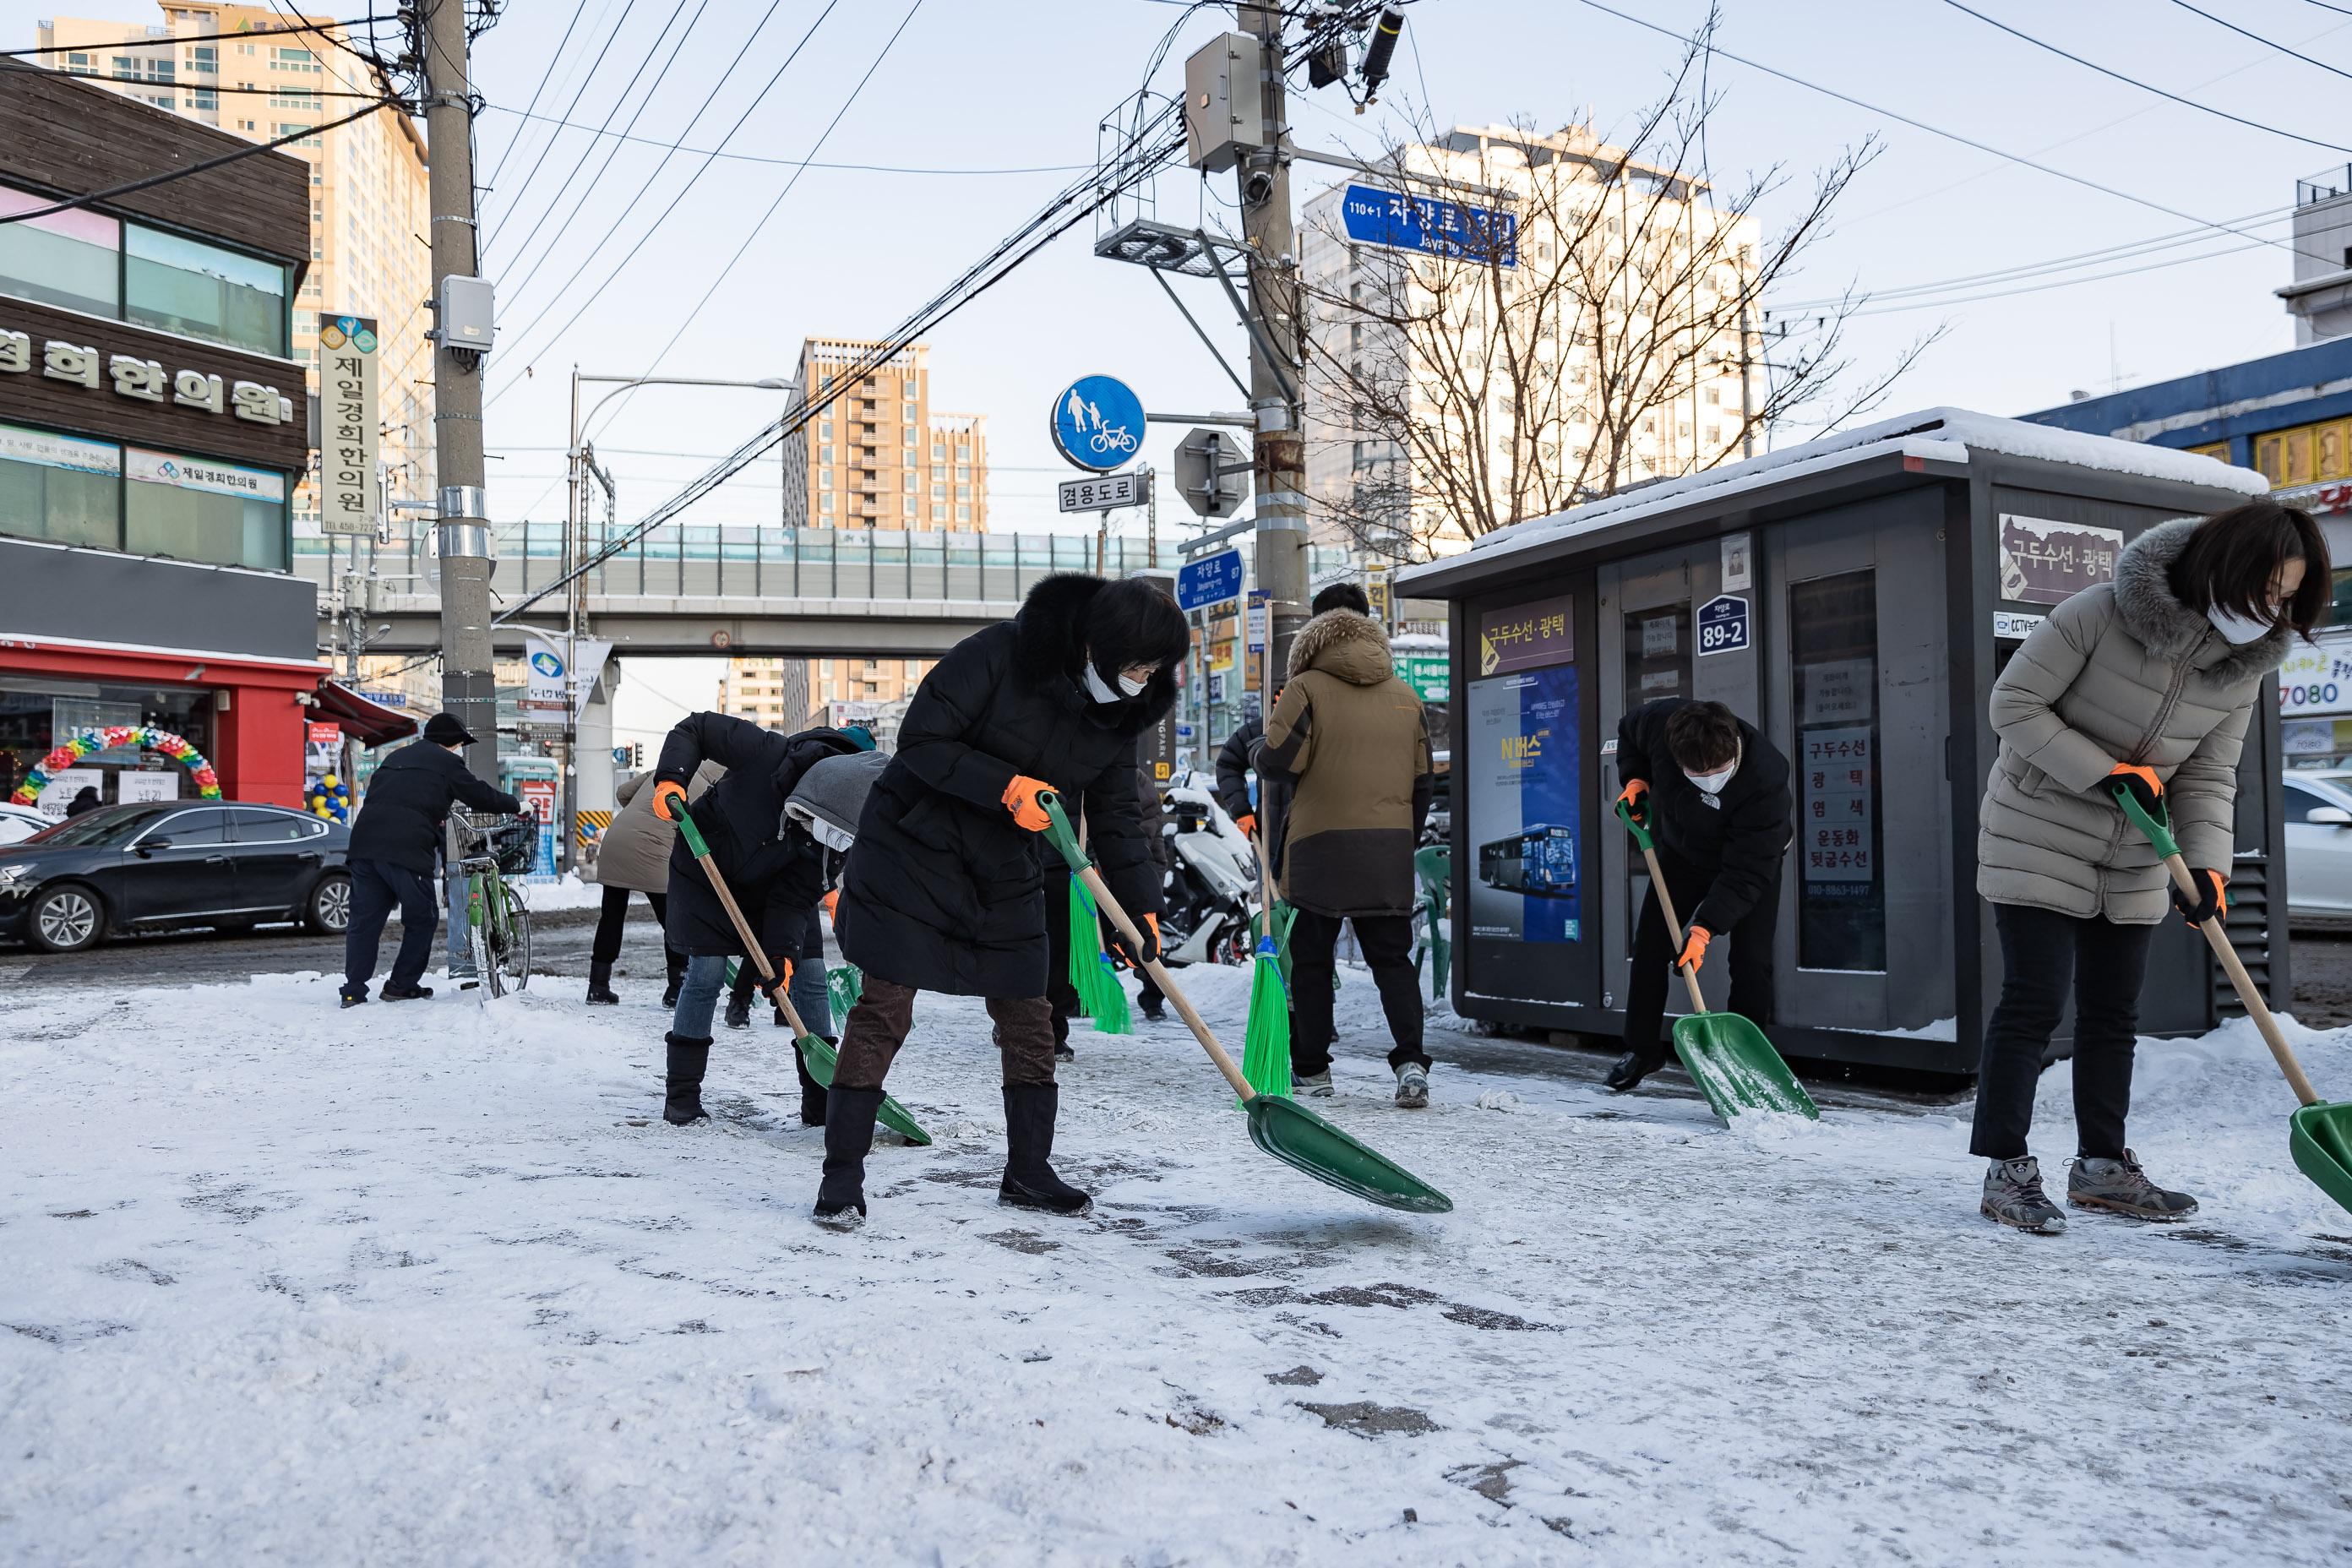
[1615, 699, 1792, 935]
[656, 714, 863, 959]
[346, 739, 520, 874]
[836, 574, 1175, 998]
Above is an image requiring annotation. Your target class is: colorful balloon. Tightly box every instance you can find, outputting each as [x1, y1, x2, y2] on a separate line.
[10, 726, 225, 806]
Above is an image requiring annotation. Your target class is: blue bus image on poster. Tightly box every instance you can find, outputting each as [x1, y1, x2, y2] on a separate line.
[1465, 663, 1582, 943]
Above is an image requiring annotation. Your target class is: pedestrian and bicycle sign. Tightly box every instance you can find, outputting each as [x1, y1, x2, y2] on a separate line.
[1176, 547, 1245, 611]
[1058, 469, 1149, 513]
[1050, 374, 1146, 472]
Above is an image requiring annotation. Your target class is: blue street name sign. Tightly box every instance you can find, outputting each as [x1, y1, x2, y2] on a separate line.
[1340, 183, 1517, 267]
[1049, 374, 1146, 472]
[1696, 594, 1750, 657]
[1176, 547, 1246, 611]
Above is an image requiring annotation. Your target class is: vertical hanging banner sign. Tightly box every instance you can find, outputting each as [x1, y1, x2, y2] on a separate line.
[319, 314, 379, 536]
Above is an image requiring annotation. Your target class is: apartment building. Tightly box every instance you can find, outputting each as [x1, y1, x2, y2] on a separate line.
[1298, 122, 1759, 559]
[37, 3, 434, 519]
[778, 337, 990, 531]
[718, 655, 936, 730]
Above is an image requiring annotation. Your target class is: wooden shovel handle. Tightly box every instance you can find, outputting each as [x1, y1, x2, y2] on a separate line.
[1638, 841, 1710, 1015]
[1077, 861, 1256, 1102]
[691, 848, 815, 1042]
[2159, 851, 2320, 1107]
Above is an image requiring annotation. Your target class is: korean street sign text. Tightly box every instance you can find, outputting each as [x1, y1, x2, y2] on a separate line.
[1176, 547, 1247, 611]
[319, 315, 378, 536]
[0, 326, 291, 426]
[1478, 594, 1572, 675]
[1058, 469, 1147, 513]
[1245, 589, 1267, 653]
[1696, 594, 1750, 657]
[1998, 514, 2123, 607]
[1340, 183, 1517, 266]
[1799, 727, 1874, 891]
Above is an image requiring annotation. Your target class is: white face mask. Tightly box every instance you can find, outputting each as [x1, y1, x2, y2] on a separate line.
[2207, 604, 2275, 645]
[1685, 739, 1741, 798]
[1081, 663, 1146, 704]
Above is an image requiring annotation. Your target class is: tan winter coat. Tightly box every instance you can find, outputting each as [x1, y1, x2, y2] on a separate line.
[591, 761, 722, 892]
[1977, 519, 2291, 923]
[1255, 610, 1434, 917]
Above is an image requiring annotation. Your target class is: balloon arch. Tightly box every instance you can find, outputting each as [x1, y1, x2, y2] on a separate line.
[9, 726, 223, 807]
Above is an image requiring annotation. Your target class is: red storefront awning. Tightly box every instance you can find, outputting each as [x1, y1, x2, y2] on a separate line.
[312, 679, 419, 748]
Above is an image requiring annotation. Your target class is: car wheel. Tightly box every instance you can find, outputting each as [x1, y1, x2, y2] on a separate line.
[28, 884, 106, 954]
[307, 872, 352, 934]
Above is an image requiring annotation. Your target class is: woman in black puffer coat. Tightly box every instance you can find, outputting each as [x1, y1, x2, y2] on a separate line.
[819, 574, 1188, 1228]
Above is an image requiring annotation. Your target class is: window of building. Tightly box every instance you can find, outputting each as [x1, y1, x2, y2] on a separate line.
[0, 187, 121, 318]
[901, 497, 916, 517]
[125, 448, 287, 570]
[1790, 569, 1884, 970]
[820, 660, 834, 676]
[65, 52, 92, 73]
[956, 484, 971, 500]
[903, 427, 916, 447]
[956, 444, 972, 460]
[818, 444, 832, 463]
[0, 423, 121, 550]
[818, 470, 831, 488]
[931, 504, 946, 521]
[956, 465, 971, 481]
[932, 443, 946, 460]
[188, 45, 215, 73]
[956, 504, 972, 522]
[125, 223, 288, 356]
[819, 493, 834, 514]
[930, 483, 945, 500]
[902, 402, 917, 421]
[819, 421, 833, 439]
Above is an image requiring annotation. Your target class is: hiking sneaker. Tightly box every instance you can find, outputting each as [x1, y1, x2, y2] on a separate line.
[1981, 1156, 2066, 1233]
[2069, 1149, 2198, 1221]
[1294, 1070, 1334, 1098]
[1394, 1062, 1429, 1109]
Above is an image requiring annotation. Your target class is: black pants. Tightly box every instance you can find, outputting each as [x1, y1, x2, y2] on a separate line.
[1622, 848, 1779, 1068]
[1971, 902, 2153, 1162]
[1045, 868, 1083, 1046]
[343, 857, 440, 999]
[1288, 910, 1428, 1075]
[590, 884, 676, 967]
[834, 975, 1057, 1090]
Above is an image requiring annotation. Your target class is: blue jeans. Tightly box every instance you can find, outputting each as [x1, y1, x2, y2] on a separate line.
[672, 953, 730, 1039]
[344, 858, 441, 999]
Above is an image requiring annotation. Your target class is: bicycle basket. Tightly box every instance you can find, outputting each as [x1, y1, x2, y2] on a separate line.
[484, 813, 539, 876]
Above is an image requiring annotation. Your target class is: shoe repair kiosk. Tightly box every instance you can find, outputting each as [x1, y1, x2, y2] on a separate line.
[1396, 408, 2285, 1077]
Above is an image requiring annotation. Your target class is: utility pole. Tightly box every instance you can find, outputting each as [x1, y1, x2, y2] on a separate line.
[1737, 297, 1756, 460]
[1239, 3, 1309, 681]
[424, 0, 495, 787]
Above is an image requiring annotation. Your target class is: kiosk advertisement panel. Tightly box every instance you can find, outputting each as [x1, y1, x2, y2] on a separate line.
[1467, 595, 1582, 948]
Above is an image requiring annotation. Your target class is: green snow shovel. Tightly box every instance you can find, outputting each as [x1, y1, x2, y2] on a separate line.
[678, 813, 931, 1146]
[2108, 779, 2352, 1217]
[1037, 792, 1451, 1214]
[1615, 796, 1820, 1123]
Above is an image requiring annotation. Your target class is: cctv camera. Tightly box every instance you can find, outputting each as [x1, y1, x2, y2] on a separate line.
[1242, 168, 1276, 205]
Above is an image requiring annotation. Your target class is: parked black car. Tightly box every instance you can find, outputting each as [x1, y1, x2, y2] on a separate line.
[0, 801, 352, 954]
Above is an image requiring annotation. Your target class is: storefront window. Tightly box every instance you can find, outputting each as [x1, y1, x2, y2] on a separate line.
[1790, 570, 1885, 971]
[124, 447, 288, 569]
[0, 683, 216, 809]
[0, 186, 121, 317]
[125, 223, 287, 357]
[0, 422, 121, 549]
[1623, 602, 1691, 711]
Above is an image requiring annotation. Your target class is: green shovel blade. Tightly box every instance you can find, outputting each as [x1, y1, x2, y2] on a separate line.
[794, 1031, 933, 1146]
[1673, 1012, 1821, 1122]
[2289, 1102, 2352, 1218]
[1244, 1094, 1453, 1213]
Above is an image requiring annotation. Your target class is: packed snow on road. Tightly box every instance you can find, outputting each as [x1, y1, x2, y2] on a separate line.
[3, 962, 2348, 1565]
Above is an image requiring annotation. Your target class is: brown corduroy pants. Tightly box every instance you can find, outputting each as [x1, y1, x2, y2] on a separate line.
[831, 974, 1058, 1091]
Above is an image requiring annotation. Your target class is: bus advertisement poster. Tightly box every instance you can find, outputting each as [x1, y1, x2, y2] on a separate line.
[1466, 663, 1582, 945]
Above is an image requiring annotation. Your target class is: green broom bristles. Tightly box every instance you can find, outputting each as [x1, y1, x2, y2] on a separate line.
[1240, 933, 1293, 1102]
[1067, 876, 1133, 1035]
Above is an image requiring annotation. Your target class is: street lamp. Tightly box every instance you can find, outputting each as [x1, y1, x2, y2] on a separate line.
[557, 369, 797, 871]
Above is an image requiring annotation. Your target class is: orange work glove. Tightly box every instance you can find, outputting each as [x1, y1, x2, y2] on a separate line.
[2171, 868, 2227, 928]
[651, 780, 688, 822]
[1108, 912, 1161, 968]
[1616, 778, 1650, 827]
[760, 957, 795, 995]
[823, 889, 840, 923]
[1675, 925, 1711, 974]
[1002, 774, 1054, 832]
[1236, 813, 1257, 838]
[2107, 764, 2163, 817]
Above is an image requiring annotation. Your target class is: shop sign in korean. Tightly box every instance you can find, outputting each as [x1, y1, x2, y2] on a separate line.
[0, 324, 291, 427]
[318, 315, 378, 536]
[1997, 514, 2124, 606]
[1477, 594, 1572, 675]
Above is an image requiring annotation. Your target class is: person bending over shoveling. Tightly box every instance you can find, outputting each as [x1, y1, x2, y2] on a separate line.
[817, 574, 1188, 1231]
[1607, 698, 1793, 1093]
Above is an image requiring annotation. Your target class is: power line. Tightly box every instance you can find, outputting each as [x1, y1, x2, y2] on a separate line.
[2168, 0, 2352, 83]
[476, 104, 1089, 174]
[1939, 0, 2352, 155]
[479, 0, 595, 192]
[479, 0, 645, 255]
[1571, 0, 2294, 254]
[0, 15, 395, 56]
[1843, 237, 2268, 317]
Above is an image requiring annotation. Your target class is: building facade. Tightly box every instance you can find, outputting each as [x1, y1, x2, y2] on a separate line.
[1, 61, 320, 808]
[778, 337, 989, 531]
[37, 3, 435, 519]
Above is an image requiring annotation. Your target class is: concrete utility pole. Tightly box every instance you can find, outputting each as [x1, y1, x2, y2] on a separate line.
[1239, 3, 1309, 681]
[424, 0, 496, 787]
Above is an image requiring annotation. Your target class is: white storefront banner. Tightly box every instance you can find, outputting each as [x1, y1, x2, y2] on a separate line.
[520, 633, 615, 726]
[0, 421, 117, 474]
[117, 771, 178, 803]
[2280, 630, 2352, 718]
[35, 768, 103, 818]
[125, 447, 285, 502]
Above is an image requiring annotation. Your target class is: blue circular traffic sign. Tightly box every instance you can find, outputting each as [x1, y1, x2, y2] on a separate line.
[1049, 374, 1146, 472]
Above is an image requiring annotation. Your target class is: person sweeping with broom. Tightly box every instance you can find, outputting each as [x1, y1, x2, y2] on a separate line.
[817, 574, 1189, 1229]
[1973, 500, 2327, 1233]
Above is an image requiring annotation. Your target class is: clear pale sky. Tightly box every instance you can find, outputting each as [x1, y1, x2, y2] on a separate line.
[10, 0, 2341, 737]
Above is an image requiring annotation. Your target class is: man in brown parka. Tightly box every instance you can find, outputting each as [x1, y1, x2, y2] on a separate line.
[1255, 585, 1437, 1107]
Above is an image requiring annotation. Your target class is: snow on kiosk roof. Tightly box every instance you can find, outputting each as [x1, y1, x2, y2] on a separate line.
[1401, 406, 2284, 1080]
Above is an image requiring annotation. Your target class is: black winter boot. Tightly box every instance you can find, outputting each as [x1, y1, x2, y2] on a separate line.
[723, 991, 752, 1029]
[795, 1045, 830, 1127]
[662, 1032, 712, 1124]
[661, 948, 686, 1010]
[999, 1084, 1092, 1216]
[586, 961, 619, 1005]
[815, 1087, 885, 1229]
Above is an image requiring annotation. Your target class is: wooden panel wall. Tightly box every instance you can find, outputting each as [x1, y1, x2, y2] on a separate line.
[1, 294, 308, 472]
[0, 58, 309, 270]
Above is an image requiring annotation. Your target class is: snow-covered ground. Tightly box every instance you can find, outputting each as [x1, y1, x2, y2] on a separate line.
[4, 961, 2349, 1565]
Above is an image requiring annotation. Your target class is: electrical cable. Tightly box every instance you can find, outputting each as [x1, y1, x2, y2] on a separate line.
[476, 104, 1090, 173]
[1938, 0, 2352, 154]
[479, 0, 645, 255]
[479, 0, 595, 192]
[0, 96, 404, 222]
[1843, 237, 2268, 317]
[2167, 0, 2352, 83]
[0, 15, 396, 55]
[1570, 0, 2294, 254]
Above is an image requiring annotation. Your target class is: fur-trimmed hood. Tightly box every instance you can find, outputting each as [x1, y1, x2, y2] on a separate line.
[1286, 607, 1395, 684]
[1010, 573, 1179, 738]
[2113, 517, 2295, 685]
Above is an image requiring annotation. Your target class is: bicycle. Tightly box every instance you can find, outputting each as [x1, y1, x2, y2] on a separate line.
[453, 806, 536, 999]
